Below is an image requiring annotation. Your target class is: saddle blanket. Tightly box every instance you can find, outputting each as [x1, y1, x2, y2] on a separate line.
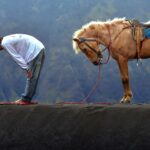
[144, 28, 150, 38]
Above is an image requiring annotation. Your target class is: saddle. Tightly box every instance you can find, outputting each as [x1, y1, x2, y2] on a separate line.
[128, 19, 150, 60]
[131, 19, 150, 28]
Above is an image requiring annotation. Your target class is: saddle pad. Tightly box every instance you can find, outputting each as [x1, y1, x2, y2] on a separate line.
[144, 28, 150, 38]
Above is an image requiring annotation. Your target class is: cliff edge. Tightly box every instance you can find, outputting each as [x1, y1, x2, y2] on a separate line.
[0, 104, 150, 150]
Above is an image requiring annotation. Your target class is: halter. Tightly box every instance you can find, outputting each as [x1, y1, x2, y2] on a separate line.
[78, 27, 111, 65]
[79, 37, 102, 58]
[78, 24, 131, 65]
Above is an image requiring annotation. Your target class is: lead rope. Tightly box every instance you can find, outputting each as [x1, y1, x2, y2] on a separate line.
[81, 25, 112, 103]
[81, 48, 110, 103]
[100, 47, 110, 65]
[60, 49, 110, 105]
[58, 64, 101, 105]
[81, 63, 101, 103]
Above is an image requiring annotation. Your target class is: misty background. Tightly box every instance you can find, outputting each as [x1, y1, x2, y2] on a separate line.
[0, 0, 150, 103]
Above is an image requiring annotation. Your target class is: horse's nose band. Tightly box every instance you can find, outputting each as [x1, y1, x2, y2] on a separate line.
[79, 37, 102, 58]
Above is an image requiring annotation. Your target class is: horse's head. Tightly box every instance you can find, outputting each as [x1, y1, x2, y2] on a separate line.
[73, 18, 131, 66]
[72, 21, 106, 65]
[73, 37, 102, 65]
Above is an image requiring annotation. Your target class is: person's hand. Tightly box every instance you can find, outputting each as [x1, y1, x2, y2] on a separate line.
[26, 69, 32, 78]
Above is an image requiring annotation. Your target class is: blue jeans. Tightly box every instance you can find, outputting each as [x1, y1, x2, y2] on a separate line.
[21, 49, 45, 101]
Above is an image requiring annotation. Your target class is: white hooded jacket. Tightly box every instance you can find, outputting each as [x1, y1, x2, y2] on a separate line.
[2, 34, 45, 69]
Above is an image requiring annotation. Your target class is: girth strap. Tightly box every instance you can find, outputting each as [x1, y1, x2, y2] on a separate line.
[128, 19, 145, 60]
[135, 26, 142, 59]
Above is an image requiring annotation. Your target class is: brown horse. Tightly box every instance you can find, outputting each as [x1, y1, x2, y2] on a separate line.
[72, 18, 150, 103]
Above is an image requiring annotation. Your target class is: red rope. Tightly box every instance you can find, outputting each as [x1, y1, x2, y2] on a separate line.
[101, 48, 111, 64]
[80, 48, 110, 103]
[81, 64, 101, 103]
[60, 65, 101, 105]
[60, 49, 110, 105]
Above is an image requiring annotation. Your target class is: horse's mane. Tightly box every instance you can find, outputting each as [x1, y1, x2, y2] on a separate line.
[72, 17, 126, 54]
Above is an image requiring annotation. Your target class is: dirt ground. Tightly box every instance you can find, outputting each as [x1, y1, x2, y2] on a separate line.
[0, 103, 150, 150]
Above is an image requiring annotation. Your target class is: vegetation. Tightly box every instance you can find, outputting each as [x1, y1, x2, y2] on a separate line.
[0, 0, 150, 103]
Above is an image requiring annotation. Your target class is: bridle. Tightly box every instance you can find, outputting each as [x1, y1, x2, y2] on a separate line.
[78, 25, 112, 64]
[78, 37, 102, 59]
[78, 24, 131, 65]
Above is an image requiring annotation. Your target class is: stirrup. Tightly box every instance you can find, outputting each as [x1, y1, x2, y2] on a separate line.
[136, 58, 142, 67]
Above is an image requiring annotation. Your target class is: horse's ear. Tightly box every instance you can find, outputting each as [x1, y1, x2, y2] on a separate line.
[73, 38, 80, 43]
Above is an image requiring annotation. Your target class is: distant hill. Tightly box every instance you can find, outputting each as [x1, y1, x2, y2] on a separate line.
[0, 0, 150, 103]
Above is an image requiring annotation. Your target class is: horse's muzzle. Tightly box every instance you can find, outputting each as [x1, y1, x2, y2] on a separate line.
[93, 61, 99, 65]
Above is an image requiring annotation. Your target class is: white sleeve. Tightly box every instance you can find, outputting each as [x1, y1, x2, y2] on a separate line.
[2, 42, 29, 69]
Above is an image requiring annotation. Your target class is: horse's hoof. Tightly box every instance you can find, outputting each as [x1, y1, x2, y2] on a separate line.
[120, 98, 131, 104]
[120, 101, 130, 104]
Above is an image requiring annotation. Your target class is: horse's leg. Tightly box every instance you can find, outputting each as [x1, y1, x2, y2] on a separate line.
[117, 57, 132, 103]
